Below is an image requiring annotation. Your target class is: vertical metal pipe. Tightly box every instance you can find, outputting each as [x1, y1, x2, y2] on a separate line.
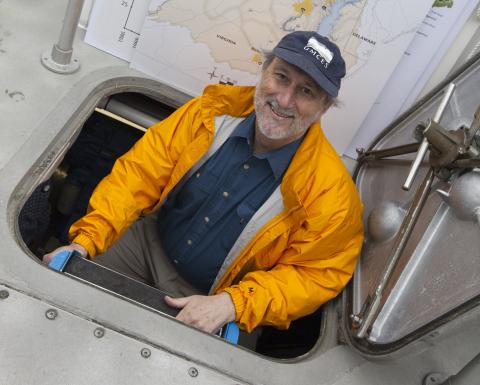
[41, 0, 85, 74]
[57, 0, 85, 52]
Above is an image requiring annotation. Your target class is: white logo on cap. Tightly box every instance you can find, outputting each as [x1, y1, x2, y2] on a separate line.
[304, 37, 333, 68]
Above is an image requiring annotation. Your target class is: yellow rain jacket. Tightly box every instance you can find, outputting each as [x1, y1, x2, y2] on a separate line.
[70, 84, 364, 332]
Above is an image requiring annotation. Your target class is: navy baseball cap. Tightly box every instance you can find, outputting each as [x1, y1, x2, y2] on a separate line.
[272, 31, 346, 97]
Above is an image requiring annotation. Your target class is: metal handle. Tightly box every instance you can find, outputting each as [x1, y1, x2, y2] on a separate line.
[402, 83, 456, 191]
[402, 138, 429, 190]
[355, 168, 435, 338]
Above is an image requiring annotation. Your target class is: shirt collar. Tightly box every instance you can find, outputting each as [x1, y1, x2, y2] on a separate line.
[231, 111, 256, 143]
[232, 112, 303, 180]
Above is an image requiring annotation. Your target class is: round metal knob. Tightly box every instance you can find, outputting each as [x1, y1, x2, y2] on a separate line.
[367, 201, 406, 242]
[437, 170, 480, 224]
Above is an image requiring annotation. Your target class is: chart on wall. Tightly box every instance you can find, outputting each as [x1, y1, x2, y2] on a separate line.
[84, 0, 151, 61]
[85, 0, 441, 153]
[345, 0, 479, 158]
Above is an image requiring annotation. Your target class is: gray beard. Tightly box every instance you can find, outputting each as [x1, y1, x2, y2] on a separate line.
[254, 87, 322, 140]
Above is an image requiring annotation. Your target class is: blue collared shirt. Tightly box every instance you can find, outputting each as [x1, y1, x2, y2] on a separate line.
[157, 112, 302, 292]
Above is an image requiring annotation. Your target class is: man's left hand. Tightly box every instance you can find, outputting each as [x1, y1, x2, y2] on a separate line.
[164, 292, 236, 333]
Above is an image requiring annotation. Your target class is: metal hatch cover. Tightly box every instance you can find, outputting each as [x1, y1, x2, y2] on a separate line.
[347, 53, 480, 351]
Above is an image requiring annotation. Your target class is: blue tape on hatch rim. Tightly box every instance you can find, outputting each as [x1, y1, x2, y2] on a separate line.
[48, 250, 74, 272]
[222, 321, 240, 344]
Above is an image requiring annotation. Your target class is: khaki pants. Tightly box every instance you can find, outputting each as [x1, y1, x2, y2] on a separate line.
[94, 215, 203, 297]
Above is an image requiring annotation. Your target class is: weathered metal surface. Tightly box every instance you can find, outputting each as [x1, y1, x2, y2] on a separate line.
[0, 284, 250, 385]
[2, 1, 480, 384]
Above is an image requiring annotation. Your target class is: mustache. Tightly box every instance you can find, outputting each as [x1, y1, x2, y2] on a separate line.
[265, 98, 297, 118]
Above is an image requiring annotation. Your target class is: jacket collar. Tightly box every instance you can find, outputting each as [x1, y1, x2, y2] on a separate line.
[201, 84, 255, 131]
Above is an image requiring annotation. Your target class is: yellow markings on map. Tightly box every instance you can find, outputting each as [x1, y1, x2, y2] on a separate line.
[251, 53, 263, 65]
[148, 0, 327, 74]
[293, 0, 314, 16]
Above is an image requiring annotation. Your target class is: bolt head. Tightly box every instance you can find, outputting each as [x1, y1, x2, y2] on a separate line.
[0, 290, 9, 299]
[356, 147, 365, 155]
[45, 309, 58, 320]
[350, 314, 361, 324]
[140, 348, 151, 358]
[188, 367, 199, 377]
[94, 328, 105, 338]
[423, 372, 447, 385]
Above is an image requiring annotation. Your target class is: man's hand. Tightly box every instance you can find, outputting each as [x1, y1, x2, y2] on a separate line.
[164, 292, 236, 333]
[42, 243, 87, 265]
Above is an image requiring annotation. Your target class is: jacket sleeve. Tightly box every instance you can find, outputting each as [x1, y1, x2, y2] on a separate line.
[69, 97, 203, 257]
[222, 174, 364, 332]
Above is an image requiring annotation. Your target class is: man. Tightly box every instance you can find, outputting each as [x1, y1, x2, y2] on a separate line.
[43, 31, 363, 334]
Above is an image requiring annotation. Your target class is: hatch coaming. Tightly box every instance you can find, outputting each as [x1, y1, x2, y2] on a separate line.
[348, 53, 480, 351]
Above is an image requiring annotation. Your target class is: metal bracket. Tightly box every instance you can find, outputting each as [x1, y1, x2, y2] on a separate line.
[41, 46, 80, 74]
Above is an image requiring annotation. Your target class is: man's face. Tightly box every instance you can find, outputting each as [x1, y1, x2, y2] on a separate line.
[254, 57, 330, 143]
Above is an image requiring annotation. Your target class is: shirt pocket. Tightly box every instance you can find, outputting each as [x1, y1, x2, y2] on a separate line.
[173, 168, 220, 209]
[190, 169, 220, 193]
[183, 169, 219, 196]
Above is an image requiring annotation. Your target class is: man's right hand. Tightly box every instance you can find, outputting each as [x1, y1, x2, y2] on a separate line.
[42, 243, 88, 265]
